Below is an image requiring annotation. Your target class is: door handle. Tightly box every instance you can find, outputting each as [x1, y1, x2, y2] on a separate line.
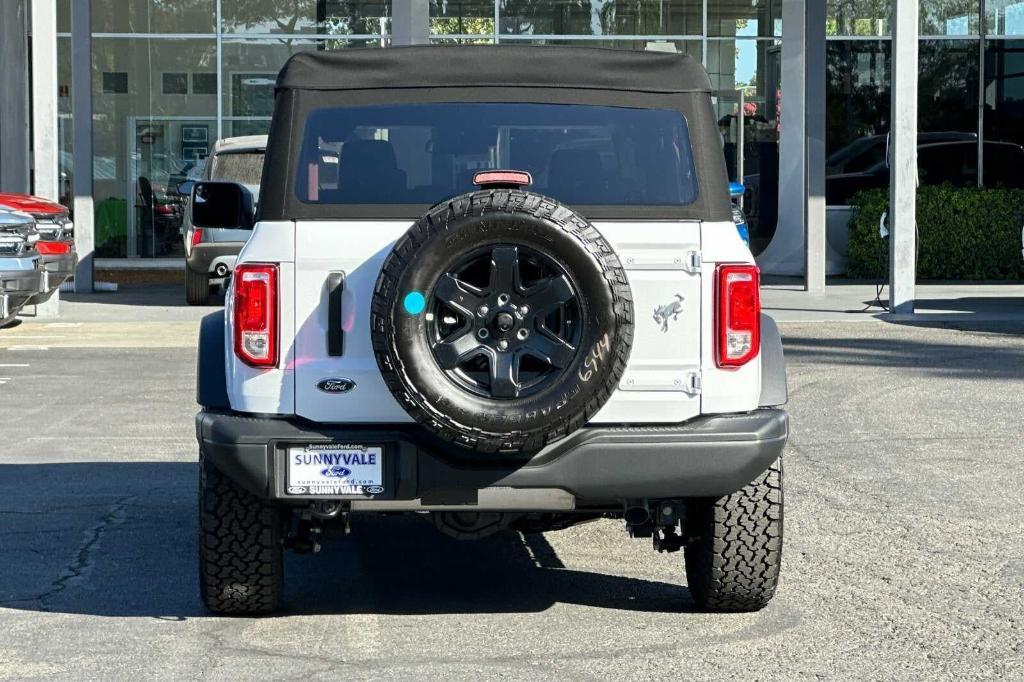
[326, 271, 345, 356]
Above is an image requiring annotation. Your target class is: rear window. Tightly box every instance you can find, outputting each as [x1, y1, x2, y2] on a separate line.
[295, 103, 699, 206]
[210, 151, 265, 186]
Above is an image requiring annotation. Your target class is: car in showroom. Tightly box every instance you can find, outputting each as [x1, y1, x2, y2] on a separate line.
[0, 193, 76, 306]
[0, 207, 42, 326]
[177, 135, 267, 305]
[192, 46, 789, 615]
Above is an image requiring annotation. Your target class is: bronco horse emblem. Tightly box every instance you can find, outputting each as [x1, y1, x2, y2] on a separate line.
[653, 294, 685, 333]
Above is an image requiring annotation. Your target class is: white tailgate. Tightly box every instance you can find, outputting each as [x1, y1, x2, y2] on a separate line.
[589, 221, 702, 424]
[294, 221, 416, 423]
[292, 219, 703, 425]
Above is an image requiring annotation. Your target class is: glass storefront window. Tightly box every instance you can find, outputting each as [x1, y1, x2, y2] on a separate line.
[221, 0, 391, 35]
[987, 1, 1024, 35]
[430, 0, 496, 36]
[500, 0, 702, 37]
[90, 0, 217, 34]
[504, 38, 700, 55]
[825, 40, 890, 203]
[220, 38, 383, 138]
[983, 40, 1024, 186]
[825, 39, 983, 204]
[89, 38, 218, 258]
[827, 0, 889, 37]
[921, 0, 980, 35]
[708, 0, 781, 38]
[707, 38, 780, 252]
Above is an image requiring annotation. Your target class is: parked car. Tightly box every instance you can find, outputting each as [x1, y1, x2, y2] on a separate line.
[826, 137, 1024, 205]
[192, 46, 789, 615]
[0, 208, 42, 326]
[177, 135, 267, 305]
[0, 193, 76, 305]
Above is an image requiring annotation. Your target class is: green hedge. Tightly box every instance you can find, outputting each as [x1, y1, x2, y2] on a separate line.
[846, 185, 1024, 280]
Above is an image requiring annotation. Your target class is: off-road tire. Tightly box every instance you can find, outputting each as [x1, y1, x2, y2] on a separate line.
[371, 189, 633, 453]
[198, 452, 284, 614]
[684, 456, 783, 611]
[185, 265, 211, 306]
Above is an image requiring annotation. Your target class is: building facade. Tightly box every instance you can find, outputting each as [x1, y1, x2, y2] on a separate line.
[11, 1, 1024, 262]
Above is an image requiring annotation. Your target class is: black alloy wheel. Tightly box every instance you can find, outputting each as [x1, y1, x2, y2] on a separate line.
[427, 244, 583, 400]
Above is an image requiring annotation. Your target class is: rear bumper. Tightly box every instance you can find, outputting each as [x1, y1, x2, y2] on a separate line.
[187, 242, 243, 276]
[196, 409, 788, 510]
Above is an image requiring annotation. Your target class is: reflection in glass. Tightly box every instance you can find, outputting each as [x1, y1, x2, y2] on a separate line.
[500, 0, 701, 37]
[984, 40, 1024, 186]
[825, 39, 984, 204]
[987, 1, 1024, 35]
[708, 0, 781, 38]
[920, 0, 979, 36]
[708, 39, 780, 252]
[827, 0, 889, 37]
[221, 0, 391, 34]
[430, 0, 496, 35]
[89, 0, 217, 34]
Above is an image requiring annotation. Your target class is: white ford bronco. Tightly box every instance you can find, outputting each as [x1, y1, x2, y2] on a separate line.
[193, 46, 789, 615]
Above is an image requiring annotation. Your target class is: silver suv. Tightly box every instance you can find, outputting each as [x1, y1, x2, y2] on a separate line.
[178, 135, 266, 305]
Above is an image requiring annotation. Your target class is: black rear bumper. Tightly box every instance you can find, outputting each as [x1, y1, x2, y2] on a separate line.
[196, 409, 788, 510]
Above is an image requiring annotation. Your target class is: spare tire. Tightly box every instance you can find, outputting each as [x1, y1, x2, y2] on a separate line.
[371, 189, 633, 453]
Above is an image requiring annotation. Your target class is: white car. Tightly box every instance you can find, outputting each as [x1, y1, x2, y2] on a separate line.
[192, 46, 789, 615]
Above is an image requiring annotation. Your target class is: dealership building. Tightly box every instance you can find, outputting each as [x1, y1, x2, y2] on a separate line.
[1, 1, 1022, 302]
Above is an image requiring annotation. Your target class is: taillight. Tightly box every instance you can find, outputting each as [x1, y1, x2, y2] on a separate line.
[233, 263, 278, 368]
[36, 240, 72, 255]
[190, 228, 203, 248]
[715, 264, 760, 368]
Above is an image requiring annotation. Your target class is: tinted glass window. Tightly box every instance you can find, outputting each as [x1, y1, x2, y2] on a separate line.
[295, 103, 699, 206]
[210, 151, 265, 186]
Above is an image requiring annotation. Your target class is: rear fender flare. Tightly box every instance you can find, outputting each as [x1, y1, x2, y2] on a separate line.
[759, 313, 788, 407]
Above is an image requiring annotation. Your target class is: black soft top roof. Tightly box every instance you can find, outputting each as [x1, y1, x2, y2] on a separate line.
[276, 45, 712, 94]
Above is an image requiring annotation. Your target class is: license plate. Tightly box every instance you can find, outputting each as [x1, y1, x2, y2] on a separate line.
[286, 444, 384, 496]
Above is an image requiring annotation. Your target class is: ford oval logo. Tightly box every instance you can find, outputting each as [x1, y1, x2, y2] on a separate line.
[320, 465, 352, 478]
[317, 378, 356, 394]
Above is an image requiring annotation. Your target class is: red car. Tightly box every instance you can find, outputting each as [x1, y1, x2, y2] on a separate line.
[0, 193, 76, 304]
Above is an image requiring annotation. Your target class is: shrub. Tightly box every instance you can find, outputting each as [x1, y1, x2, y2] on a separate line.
[845, 185, 1024, 280]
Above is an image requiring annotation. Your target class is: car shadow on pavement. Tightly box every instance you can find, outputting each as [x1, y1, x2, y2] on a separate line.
[782, 324, 1024, 381]
[0, 463, 695, 619]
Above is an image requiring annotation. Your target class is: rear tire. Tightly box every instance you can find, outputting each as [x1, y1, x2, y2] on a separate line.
[198, 452, 284, 615]
[185, 266, 211, 306]
[684, 457, 783, 611]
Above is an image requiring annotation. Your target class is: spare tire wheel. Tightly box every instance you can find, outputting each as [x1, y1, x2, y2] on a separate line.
[371, 190, 633, 453]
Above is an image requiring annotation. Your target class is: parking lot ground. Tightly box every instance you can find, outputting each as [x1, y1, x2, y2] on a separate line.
[1, 309, 1022, 679]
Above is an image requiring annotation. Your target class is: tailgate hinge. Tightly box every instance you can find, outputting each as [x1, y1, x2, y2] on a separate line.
[683, 250, 702, 274]
[682, 371, 702, 395]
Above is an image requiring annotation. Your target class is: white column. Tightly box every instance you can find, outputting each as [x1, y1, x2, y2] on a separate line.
[0, 0, 31, 194]
[889, 0, 917, 315]
[392, 0, 429, 46]
[756, 0, 830, 288]
[72, 0, 95, 293]
[804, 0, 826, 294]
[32, 0, 60, 202]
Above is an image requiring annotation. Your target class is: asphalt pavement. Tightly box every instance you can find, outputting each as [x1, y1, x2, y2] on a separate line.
[0, 301, 1022, 680]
